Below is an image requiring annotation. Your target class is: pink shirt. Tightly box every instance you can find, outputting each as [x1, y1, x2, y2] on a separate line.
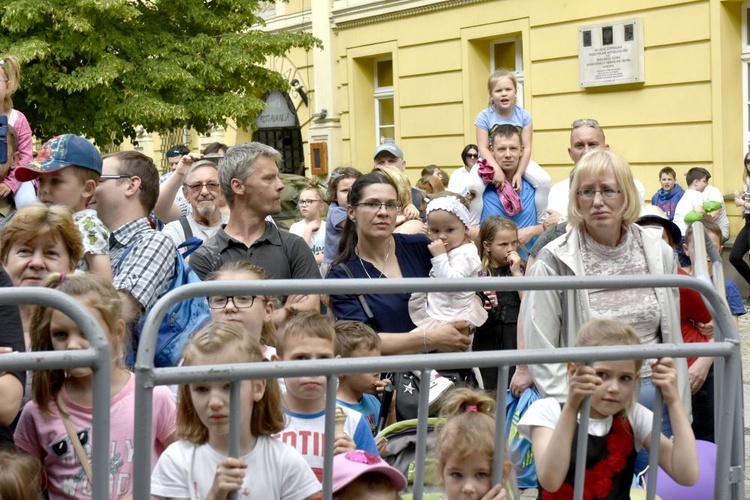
[4, 109, 33, 193]
[14, 373, 176, 499]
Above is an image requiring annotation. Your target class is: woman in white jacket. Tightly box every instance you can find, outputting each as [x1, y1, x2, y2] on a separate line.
[522, 149, 690, 471]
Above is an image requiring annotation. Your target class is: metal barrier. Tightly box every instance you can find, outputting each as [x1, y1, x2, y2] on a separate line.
[0, 287, 112, 499]
[133, 273, 744, 500]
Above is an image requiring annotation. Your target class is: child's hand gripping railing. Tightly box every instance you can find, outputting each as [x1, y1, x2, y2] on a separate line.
[0, 287, 111, 499]
[132, 273, 743, 500]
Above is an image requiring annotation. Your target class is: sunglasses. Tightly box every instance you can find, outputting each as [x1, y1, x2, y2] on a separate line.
[166, 150, 184, 158]
[572, 118, 601, 129]
[744, 158, 750, 165]
[466, 153, 478, 158]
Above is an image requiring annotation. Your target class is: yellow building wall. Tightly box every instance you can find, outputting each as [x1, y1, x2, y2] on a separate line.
[310, 0, 746, 227]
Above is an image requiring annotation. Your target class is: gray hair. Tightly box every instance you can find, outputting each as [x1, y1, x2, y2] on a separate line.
[182, 160, 219, 186]
[218, 142, 282, 208]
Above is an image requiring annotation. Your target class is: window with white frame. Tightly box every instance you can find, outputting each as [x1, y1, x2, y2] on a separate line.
[490, 38, 524, 108]
[742, 4, 750, 149]
[374, 58, 395, 144]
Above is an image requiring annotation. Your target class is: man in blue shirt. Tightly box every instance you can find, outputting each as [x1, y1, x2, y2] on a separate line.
[480, 124, 543, 253]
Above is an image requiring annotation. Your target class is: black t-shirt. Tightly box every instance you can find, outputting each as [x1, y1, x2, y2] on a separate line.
[0, 267, 26, 447]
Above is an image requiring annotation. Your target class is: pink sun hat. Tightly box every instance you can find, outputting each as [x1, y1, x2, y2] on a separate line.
[332, 450, 408, 493]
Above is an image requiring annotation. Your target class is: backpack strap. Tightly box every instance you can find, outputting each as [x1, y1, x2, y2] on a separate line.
[337, 262, 374, 321]
[179, 216, 193, 241]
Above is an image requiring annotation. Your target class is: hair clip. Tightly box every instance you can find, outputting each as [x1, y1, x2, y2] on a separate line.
[467, 404, 478, 413]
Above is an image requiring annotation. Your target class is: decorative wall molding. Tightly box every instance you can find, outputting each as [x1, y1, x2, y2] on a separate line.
[332, 0, 490, 31]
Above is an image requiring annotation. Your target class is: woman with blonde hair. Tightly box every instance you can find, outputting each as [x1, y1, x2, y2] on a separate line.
[522, 148, 689, 475]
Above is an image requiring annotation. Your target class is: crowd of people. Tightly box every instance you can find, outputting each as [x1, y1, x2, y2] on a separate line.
[0, 59, 742, 500]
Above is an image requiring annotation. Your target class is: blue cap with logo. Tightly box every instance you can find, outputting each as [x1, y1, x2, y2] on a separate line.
[16, 134, 102, 182]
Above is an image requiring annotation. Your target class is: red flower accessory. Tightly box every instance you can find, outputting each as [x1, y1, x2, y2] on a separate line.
[542, 416, 634, 500]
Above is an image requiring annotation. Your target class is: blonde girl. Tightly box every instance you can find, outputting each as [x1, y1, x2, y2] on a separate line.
[14, 273, 177, 500]
[473, 216, 524, 391]
[435, 388, 514, 500]
[408, 193, 487, 331]
[0, 55, 36, 208]
[323, 167, 362, 277]
[372, 164, 425, 234]
[289, 181, 327, 266]
[518, 319, 699, 498]
[0, 448, 45, 500]
[475, 69, 550, 221]
[151, 322, 320, 500]
[206, 261, 278, 360]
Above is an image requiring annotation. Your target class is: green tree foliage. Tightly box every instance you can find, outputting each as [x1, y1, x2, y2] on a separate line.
[0, 0, 319, 146]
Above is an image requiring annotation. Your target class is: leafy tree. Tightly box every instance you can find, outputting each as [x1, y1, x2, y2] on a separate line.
[0, 0, 319, 146]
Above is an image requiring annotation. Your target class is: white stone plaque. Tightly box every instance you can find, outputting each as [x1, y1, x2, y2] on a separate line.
[579, 18, 644, 88]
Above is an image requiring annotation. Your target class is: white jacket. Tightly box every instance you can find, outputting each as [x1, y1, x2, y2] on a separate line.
[522, 224, 691, 417]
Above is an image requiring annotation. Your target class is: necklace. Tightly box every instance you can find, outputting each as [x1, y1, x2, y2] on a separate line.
[357, 237, 392, 279]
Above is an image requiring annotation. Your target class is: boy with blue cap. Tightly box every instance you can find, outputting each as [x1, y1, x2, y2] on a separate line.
[15, 134, 110, 278]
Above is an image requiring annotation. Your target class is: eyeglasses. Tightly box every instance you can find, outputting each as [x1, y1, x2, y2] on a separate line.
[207, 295, 265, 309]
[185, 181, 220, 194]
[466, 153, 478, 158]
[98, 174, 132, 183]
[355, 201, 402, 212]
[299, 199, 321, 206]
[576, 188, 622, 199]
[572, 118, 601, 129]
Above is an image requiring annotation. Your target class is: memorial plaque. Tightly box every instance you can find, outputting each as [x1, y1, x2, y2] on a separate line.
[579, 18, 644, 88]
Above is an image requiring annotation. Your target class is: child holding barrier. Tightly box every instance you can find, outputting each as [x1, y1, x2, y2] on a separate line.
[14, 273, 177, 499]
[517, 319, 698, 498]
[151, 322, 320, 500]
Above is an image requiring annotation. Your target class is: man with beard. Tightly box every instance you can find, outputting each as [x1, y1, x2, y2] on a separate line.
[162, 159, 228, 246]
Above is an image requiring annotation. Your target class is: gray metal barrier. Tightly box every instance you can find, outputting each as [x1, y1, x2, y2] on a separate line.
[0, 287, 111, 499]
[133, 274, 744, 500]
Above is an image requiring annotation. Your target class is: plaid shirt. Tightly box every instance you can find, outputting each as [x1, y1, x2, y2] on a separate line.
[110, 217, 176, 312]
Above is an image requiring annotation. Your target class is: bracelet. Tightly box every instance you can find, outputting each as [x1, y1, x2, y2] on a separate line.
[422, 329, 428, 353]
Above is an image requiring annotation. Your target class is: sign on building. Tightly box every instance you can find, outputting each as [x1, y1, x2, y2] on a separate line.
[579, 19, 644, 88]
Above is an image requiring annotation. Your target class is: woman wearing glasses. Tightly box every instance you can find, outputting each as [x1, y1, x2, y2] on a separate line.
[289, 181, 327, 268]
[327, 172, 471, 355]
[522, 149, 690, 461]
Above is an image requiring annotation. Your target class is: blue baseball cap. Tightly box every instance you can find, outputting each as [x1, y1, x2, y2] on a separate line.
[16, 134, 102, 182]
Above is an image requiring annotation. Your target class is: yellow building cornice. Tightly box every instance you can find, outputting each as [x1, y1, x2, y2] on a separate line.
[332, 0, 490, 31]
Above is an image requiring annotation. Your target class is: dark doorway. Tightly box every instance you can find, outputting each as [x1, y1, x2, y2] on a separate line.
[253, 91, 305, 175]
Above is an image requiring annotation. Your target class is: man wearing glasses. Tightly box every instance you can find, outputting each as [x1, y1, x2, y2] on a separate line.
[188, 142, 320, 326]
[92, 151, 176, 326]
[162, 159, 228, 247]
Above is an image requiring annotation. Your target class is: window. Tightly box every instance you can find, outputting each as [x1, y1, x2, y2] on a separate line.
[742, 4, 750, 148]
[491, 38, 524, 107]
[374, 59, 395, 144]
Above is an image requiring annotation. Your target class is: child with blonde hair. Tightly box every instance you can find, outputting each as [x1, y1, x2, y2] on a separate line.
[518, 319, 698, 498]
[14, 273, 176, 499]
[475, 69, 550, 220]
[0, 448, 45, 500]
[151, 322, 320, 499]
[0, 55, 37, 208]
[435, 388, 514, 500]
[290, 180, 327, 267]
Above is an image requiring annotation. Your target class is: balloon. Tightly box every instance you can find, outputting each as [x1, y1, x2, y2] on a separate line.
[645, 440, 715, 500]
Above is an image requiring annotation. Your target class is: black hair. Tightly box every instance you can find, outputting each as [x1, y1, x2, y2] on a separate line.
[333, 172, 397, 266]
[460, 144, 479, 166]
